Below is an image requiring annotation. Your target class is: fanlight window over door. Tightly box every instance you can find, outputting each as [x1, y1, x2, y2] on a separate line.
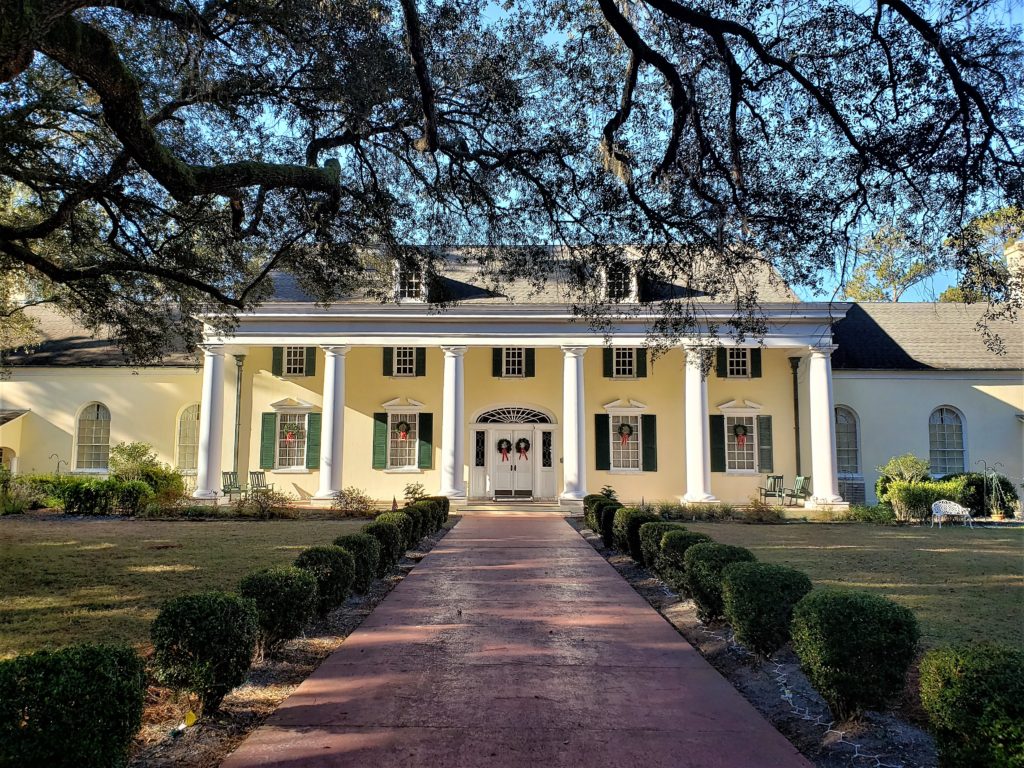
[475, 407, 551, 424]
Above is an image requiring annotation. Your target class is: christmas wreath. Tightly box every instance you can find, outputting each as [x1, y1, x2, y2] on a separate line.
[515, 437, 531, 459]
[396, 420, 411, 441]
[497, 438, 513, 461]
[733, 423, 748, 447]
[616, 422, 634, 445]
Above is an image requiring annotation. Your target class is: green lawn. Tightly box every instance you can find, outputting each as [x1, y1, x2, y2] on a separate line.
[686, 522, 1024, 649]
[0, 513, 366, 659]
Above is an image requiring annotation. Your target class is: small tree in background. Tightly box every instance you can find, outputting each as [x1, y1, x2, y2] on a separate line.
[109, 442, 161, 482]
[939, 206, 1023, 304]
[843, 225, 938, 302]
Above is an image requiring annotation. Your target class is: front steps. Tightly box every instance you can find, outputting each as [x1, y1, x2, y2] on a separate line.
[454, 500, 572, 516]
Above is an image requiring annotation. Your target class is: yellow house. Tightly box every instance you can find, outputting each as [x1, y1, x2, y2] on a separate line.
[2, 254, 1021, 509]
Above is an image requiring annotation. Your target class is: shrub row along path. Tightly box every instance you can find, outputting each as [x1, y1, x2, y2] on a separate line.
[222, 511, 811, 767]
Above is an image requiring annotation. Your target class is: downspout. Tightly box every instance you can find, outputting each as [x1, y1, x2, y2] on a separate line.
[789, 356, 802, 476]
[233, 354, 245, 474]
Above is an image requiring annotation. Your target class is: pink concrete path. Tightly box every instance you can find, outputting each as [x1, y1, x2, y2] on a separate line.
[221, 513, 811, 768]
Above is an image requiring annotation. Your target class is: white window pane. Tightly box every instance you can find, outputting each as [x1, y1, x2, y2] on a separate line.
[835, 407, 859, 475]
[610, 415, 640, 470]
[727, 349, 749, 378]
[388, 413, 419, 468]
[613, 348, 635, 378]
[76, 403, 111, 470]
[284, 346, 306, 376]
[929, 407, 964, 474]
[277, 413, 307, 468]
[397, 267, 422, 299]
[503, 348, 524, 377]
[394, 347, 416, 376]
[177, 404, 200, 473]
[725, 416, 756, 471]
[606, 264, 632, 301]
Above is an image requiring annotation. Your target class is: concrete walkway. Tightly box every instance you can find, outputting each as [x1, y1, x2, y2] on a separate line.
[222, 513, 811, 767]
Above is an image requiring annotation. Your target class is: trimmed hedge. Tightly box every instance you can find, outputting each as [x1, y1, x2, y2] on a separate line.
[294, 546, 355, 613]
[423, 496, 451, 522]
[920, 644, 1024, 768]
[376, 510, 415, 549]
[638, 522, 687, 569]
[887, 477, 968, 523]
[593, 499, 623, 547]
[402, 504, 427, 542]
[113, 479, 154, 515]
[721, 562, 812, 657]
[682, 542, 756, 622]
[656, 529, 713, 591]
[410, 499, 444, 534]
[940, 472, 1019, 517]
[0, 643, 145, 768]
[62, 479, 115, 515]
[334, 532, 382, 593]
[151, 591, 258, 713]
[363, 519, 404, 573]
[612, 508, 660, 560]
[583, 494, 607, 531]
[238, 567, 318, 654]
[791, 589, 919, 720]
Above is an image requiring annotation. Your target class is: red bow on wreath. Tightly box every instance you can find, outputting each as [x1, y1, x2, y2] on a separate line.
[285, 431, 295, 443]
[617, 423, 633, 446]
[396, 420, 411, 441]
[516, 438, 530, 460]
[498, 439, 512, 462]
[733, 423, 748, 448]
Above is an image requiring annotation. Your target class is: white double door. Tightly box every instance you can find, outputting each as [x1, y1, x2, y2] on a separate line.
[491, 428, 534, 498]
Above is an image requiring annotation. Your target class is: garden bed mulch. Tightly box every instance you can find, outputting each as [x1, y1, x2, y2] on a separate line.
[568, 518, 938, 768]
[128, 517, 459, 768]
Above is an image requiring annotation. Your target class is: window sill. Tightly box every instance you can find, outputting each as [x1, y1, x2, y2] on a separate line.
[384, 467, 423, 474]
[608, 468, 642, 474]
[72, 468, 108, 475]
[725, 470, 758, 476]
[273, 468, 312, 474]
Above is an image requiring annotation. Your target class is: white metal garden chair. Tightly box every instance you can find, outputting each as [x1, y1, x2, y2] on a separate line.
[930, 499, 974, 529]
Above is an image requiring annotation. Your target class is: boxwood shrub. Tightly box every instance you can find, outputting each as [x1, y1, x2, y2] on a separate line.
[583, 494, 607, 530]
[682, 542, 756, 622]
[791, 589, 919, 720]
[0, 643, 145, 768]
[151, 591, 258, 713]
[401, 504, 427, 542]
[376, 510, 415, 550]
[656, 529, 713, 591]
[919, 644, 1024, 767]
[721, 562, 813, 657]
[334, 532, 382, 593]
[111, 479, 155, 515]
[886, 477, 968, 523]
[423, 496, 451, 522]
[62, 479, 115, 515]
[940, 472, 1019, 517]
[294, 546, 355, 613]
[363, 519, 404, 573]
[238, 566, 318, 654]
[638, 522, 687, 569]
[612, 508, 660, 560]
[593, 499, 623, 547]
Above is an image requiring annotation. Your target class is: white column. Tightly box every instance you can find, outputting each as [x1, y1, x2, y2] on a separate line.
[193, 345, 227, 499]
[315, 345, 350, 499]
[807, 346, 843, 505]
[560, 346, 587, 502]
[439, 345, 467, 498]
[683, 346, 717, 503]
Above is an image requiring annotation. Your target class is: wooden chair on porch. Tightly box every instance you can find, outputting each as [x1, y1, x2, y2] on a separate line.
[249, 471, 274, 495]
[759, 475, 785, 504]
[221, 471, 245, 500]
[784, 476, 811, 506]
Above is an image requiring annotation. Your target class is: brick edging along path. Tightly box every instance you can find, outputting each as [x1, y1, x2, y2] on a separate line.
[221, 513, 812, 767]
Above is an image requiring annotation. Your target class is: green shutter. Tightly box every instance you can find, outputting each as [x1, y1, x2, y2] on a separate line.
[415, 347, 426, 376]
[492, 348, 502, 377]
[260, 412, 277, 469]
[710, 414, 726, 472]
[271, 347, 283, 376]
[636, 348, 648, 378]
[595, 413, 610, 470]
[305, 347, 316, 377]
[641, 414, 657, 471]
[750, 348, 762, 378]
[525, 348, 535, 377]
[305, 413, 321, 469]
[383, 347, 393, 376]
[417, 413, 433, 469]
[372, 412, 388, 469]
[757, 415, 773, 472]
[603, 348, 613, 377]
[715, 348, 727, 378]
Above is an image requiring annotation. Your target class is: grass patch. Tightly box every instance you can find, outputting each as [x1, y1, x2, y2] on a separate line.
[0, 512, 365, 658]
[685, 522, 1024, 649]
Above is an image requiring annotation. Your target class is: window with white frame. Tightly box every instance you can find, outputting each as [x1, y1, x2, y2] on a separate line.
[177, 404, 200, 474]
[393, 346, 416, 377]
[396, 265, 423, 300]
[606, 263, 633, 301]
[388, 412, 419, 469]
[727, 348, 749, 378]
[610, 414, 641, 470]
[277, 413, 307, 468]
[613, 348, 636, 378]
[725, 415, 756, 471]
[284, 346, 306, 376]
[76, 403, 111, 470]
[503, 347, 525, 377]
[929, 407, 965, 475]
[835, 406, 860, 475]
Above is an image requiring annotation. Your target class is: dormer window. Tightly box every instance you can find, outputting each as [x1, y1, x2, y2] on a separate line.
[605, 262, 635, 302]
[395, 264, 424, 301]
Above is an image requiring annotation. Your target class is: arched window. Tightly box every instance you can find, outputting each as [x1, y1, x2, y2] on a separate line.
[834, 406, 860, 475]
[929, 407, 966, 475]
[177, 404, 201, 474]
[76, 403, 111, 470]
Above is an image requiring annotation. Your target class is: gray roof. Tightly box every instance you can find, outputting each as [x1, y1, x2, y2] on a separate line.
[0, 410, 28, 427]
[3, 306, 194, 368]
[832, 303, 1023, 371]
